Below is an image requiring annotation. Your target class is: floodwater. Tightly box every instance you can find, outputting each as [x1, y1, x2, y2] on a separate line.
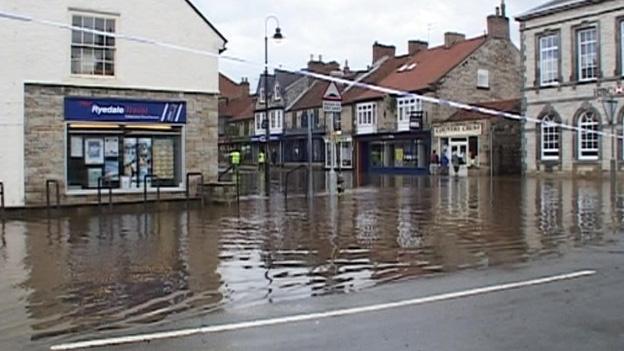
[0, 175, 622, 350]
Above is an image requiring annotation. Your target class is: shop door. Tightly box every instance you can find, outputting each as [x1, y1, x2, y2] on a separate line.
[450, 138, 468, 164]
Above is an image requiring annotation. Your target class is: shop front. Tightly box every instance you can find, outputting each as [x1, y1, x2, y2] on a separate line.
[356, 132, 430, 174]
[324, 135, 353, 170]
[22, 84, 219, 206]
[64, 97, 186, 192]
[251, 135, 283, 165]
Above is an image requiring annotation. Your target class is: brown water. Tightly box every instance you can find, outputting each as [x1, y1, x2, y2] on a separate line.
[0, 176, 621, 349]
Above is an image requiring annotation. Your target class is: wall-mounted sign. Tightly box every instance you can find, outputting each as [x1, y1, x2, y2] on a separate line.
[409, 111, 423, 130]
[323, 100, 342, 113]
[64, 97, 187, 124]
[433, 122, 482, 137]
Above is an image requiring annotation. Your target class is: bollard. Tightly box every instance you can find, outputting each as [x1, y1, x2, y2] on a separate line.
[45, 180, 60, 209]
[0, 181, 4, 217]
[143, 175, 161, 204]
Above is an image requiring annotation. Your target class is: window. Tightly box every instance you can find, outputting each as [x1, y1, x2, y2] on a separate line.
[71, 15, 116, 76]
[541, 115, 560, 160]
[578, 111, 600, 160]
[255, 112, 265, 131]
[477, 69, 490, 89]
[539, 34, 559, 85]
[397, 97, 422, 123]
[274, 84, 281, 101]
[67, 125, 183, 190]
[620, 20, 624, 76]
[577, 27, 598, 81]
[270, 111, 276, 129]
[258, 89, 265, 103]
[357, 103, 376, 125]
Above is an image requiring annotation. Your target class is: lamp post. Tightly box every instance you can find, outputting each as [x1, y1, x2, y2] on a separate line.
[264, 16, 284, 197]
[600, 95, 618, 187]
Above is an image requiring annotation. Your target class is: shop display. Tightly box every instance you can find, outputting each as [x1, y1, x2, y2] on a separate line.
[70, 136, 83, 158]
[85, 138, 104, 165]
[123, 138, 138, 186]
[104, 160, 119, 180]
[104, 137, 119, 157]
[138, 138, 152, 182]
[153, 138, 175, 179]
[87, 168, 103, 188]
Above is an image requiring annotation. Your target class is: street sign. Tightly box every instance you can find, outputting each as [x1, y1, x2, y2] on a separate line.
[323, 100, 342, 113]
[409, 111, 424, 130]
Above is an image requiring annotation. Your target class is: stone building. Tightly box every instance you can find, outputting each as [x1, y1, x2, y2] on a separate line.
[343, 2, 522, 175]
[218, 74, 255, 165]
[0, 0, 226, 207]
[517, 0, 624, 176]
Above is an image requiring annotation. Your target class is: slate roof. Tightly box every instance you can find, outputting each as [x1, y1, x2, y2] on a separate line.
[516, 0, 602, 20]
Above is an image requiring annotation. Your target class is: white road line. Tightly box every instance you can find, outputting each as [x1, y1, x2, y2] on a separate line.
[50, 270, 596, 351]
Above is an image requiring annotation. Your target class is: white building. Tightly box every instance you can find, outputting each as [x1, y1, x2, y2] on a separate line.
[517, 0, 624, 176]
[0, 0, 226, 206]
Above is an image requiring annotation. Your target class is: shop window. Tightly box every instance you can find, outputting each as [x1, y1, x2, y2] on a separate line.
[577, 111, 600, 160]
[71, 14, 116, 76]
[67, 125, 183, 191]
[541, 115, 560, 160]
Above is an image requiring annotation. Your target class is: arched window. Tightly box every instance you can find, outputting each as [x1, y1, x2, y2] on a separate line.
[577, 111, 600, 160]
[541, 115, 560, 160]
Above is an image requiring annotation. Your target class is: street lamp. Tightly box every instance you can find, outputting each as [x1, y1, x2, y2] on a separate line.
[600, 95, 618, 186]
[264, 15, 284, 197]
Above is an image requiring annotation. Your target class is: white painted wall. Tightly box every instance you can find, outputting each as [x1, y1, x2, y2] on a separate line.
[0, 0, 225, 206]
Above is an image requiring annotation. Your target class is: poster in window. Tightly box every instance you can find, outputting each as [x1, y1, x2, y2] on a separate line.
[104, 137, 119, 157]
[70, 136, 83, 158]
[84, 138, 104, 165]
[138, 138, 152, 181]
[153, 138, 175, 179]
[104, 160, 119, 180]
[123, 138, 137, 184]
[87, 168, 103, 188]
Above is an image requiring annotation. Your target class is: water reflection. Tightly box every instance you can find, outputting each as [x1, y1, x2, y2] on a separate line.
[0, 176, 622, 349]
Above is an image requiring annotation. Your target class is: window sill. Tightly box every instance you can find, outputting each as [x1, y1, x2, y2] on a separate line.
[66, 187, 185, 196]
[70, 74, 117, 80]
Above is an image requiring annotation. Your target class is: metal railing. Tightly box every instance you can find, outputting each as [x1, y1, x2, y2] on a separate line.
[45, 179, 60, 209]
[143, 175, 161, 204]
[284, 165, 308, 200]
[218, 166, 241, 204]
[218, 165, 235, 181]
[97, 177, 113, 207]
[186, 172, 204, 205]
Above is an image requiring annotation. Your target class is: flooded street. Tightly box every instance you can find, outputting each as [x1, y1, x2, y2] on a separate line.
[0, 175, 622, 350]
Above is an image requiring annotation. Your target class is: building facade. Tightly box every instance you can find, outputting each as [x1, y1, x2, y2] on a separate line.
[218, 75, 255, 165]
[344, 4, 522, 175]
[518, 0, 624, 176]
[0, 0, 226, 207]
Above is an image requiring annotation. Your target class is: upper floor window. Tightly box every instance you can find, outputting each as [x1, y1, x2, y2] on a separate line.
[578, 111, 600, 160]
[620, 20, 624, 76]
[357, 103, 376, 126]
[477, 69, 490, 89]
[274, 84, 281, 101]
[397, 97, 422, 123]
[71, 15, 116, 76]
[577, 27, 598, 82]
[258, 89, 265, 103]
[541, 115, 560, 160]
[539, 34, 559, 85]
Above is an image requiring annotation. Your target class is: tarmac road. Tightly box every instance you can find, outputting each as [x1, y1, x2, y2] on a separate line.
[50, 239, 624, 351]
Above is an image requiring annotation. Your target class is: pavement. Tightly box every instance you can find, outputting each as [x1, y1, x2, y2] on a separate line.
[46, 237, 624, 351]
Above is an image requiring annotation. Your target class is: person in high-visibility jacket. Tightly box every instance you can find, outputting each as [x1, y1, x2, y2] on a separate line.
[230, 150, 241, 166]
[258, 151, 266, 170]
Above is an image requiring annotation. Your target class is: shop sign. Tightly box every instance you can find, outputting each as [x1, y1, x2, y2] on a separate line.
[409, 111, 423, 130]
[433, 123, 482, 137]
[64, 97, 187, 123]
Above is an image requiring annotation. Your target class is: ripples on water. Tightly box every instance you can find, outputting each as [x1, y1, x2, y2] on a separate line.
[0, 176, 621, 348]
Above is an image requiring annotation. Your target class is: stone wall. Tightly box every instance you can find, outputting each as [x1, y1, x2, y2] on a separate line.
[23, 83, 218, 206]
[435, 39, 522, 124]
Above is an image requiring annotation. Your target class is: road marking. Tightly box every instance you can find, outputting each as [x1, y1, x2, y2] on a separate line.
[51, 270, 596, 350]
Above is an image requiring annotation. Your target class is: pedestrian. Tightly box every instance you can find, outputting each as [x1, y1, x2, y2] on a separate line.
[258, 150, 265, 171]
[230, 149, 241, 168]
[441, 149, 450, 175]
[430, 149, 439, 175]
[451, 150, 460, 175]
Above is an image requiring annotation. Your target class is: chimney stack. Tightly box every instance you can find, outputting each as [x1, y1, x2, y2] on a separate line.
[372, 42, 396, 64]
[487, 1, 510, 39]
[444, 32, 466, 48]
[240, 77, 250, 95]
[408, 40, 428, 55]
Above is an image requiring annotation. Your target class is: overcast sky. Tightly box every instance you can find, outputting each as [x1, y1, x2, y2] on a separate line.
[194, 0, 545, 90]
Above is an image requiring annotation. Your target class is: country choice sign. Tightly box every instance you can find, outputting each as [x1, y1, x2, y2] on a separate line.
[64, 97, 187, 123]
[433, 122, 482, 137]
